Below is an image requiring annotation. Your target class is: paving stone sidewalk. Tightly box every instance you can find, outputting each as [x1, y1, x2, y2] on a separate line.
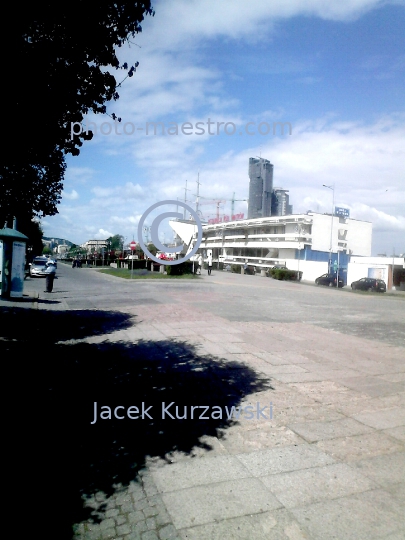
[72, 300, 404, 540]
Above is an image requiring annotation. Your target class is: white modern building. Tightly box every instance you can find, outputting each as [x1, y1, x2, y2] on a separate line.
[56, 244, 69, 254]
[170, 212, 373, 284]
[81, 239, 108, 252]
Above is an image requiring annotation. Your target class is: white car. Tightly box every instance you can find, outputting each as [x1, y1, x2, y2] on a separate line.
[29, 257, 49, 277]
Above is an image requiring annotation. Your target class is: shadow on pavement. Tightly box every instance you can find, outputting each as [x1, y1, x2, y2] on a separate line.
[2, 307, 272, 539]
[0, 306, 134, 342]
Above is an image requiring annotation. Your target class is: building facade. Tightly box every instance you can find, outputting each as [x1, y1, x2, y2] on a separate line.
[247, 157, 273, 219]
[272, 188, 293, 216]
[348, 256, 405, 291]
[81, 239, 108, 253]
[171, 212, 372, 283]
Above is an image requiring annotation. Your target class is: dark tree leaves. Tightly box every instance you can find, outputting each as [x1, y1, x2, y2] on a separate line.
[1, 1, 154, 226]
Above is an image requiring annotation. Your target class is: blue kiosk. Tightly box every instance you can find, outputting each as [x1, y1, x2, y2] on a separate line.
[0, 225, 28, 299]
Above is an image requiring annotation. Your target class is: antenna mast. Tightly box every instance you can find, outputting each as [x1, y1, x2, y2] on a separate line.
[183, 180, 190, 219]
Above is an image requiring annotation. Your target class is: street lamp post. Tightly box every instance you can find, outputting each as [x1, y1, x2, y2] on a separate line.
[296, 219, 312, 281]
[297, 225, 302, 279]
[323, 184, 335, 274]
[122, 237, 127, 267]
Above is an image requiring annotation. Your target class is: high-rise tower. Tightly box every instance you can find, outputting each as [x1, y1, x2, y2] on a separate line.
[248, 158, 273, 219]
[272, 188, 293, 216]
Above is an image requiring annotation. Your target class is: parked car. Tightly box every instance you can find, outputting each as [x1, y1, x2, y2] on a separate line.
[351, 277, 386, 292]
[29, 256, 49, 277]
[315, 273, 344, 288]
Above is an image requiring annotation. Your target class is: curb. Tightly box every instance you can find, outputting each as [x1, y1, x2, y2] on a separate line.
[32, 292, 39, 310]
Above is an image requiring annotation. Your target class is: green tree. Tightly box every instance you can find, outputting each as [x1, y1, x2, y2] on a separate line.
[1, 2, 154, 226]
[42, 246, 52, 255]
[147, 243, 158, 255]
[11, 217, 44, 260]
[107, 235, 125, 250]
[68, 244, 87, 258]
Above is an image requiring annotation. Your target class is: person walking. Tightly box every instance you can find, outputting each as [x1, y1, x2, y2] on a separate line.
[44, 262, 57, 292]
[207, 252, 213, 275]
[197, 254, 203, 275]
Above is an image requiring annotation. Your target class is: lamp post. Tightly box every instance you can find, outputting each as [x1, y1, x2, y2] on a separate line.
[323, 184, 335, 274]
[297, 224, 302, 279]
[143, 226, 151, 243]
[296, 220, 311, 280]
[107, 241, 111, 263]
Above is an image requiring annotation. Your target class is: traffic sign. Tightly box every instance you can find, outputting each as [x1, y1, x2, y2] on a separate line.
[130, 241, 136, 251]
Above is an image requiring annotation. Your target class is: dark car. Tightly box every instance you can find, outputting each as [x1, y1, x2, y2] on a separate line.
[315, 273, 344, 288]
[351, 277, 386, 292]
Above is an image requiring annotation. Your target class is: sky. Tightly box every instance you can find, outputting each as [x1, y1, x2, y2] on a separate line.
[43, 0, 405, 256]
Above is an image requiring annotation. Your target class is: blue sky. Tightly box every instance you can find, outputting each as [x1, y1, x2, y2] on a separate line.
[43, 0, 405, 256]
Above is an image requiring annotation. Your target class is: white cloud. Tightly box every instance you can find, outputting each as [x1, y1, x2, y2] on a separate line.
[64, 167, 96, 184]
[91, 182, 144, 202]
[349, 203, 405, 231]
[62, 189, 79, 200]
[91, 187, 115, 198]
[93, 228, 114, 240]
[137, 0, 402, 52]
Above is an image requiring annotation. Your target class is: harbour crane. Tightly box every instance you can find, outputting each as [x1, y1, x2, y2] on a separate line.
[195, 193, 248, 221]
[197, 198, 226, 220]
[228, 192, 248, 218]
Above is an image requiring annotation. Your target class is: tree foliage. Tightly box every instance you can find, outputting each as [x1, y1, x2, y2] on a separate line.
[15, 217, 45, 260]
[1, 1, 154, 227]
[146, 243, 158, 255]
[107, 235, 125, 250]
[68, 245, 87, 257]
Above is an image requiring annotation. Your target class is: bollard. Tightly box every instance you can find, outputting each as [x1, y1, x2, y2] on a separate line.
[45, 273, 55, 292]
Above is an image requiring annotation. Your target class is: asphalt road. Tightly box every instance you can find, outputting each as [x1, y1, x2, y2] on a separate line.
[25, 262, 405, 348]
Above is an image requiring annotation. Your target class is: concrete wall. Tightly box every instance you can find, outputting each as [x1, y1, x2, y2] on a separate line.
[279, 248, 296, 259]
[347, 256, 404, 289]
[311, 214, 372, 256]
[346, 220, 372, 256]
[311, 214, 334, 252]
[286, 259, 328, 282]
[347, 262, 389, 285]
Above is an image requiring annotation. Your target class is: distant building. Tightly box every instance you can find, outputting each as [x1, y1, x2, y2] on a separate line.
[272, 188, 293, 216]
[247, 158, 292, 218]
[56, 244, 69, 254]
[348, 256, 405, 291]
[248, 157, 273, 219]
[81, 239, 108, 253]
[42, 239, 53, 249]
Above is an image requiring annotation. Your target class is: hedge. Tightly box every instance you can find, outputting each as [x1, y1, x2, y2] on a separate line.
[165, 261, 193, 275]
[268, 268, 302, 281]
